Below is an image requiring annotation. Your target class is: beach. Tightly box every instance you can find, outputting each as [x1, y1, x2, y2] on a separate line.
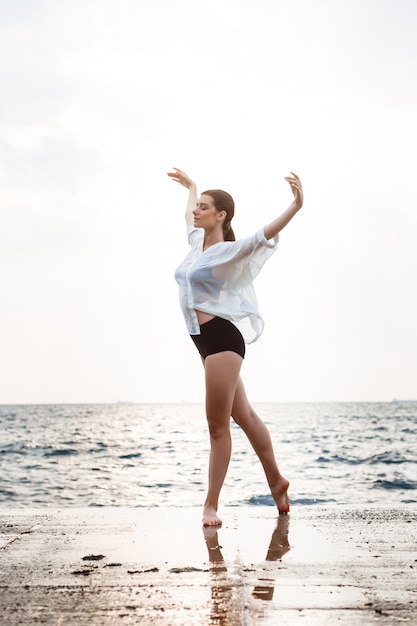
[1, 505, 416, 625]
[1, 403, 416, 623]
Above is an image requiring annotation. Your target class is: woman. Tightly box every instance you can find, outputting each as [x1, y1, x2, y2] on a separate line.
[168, 167, 303, 527]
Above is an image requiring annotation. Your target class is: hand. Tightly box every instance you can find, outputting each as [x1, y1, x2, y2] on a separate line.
[167, 167, 195, 190]
[284, 172, 303, 209]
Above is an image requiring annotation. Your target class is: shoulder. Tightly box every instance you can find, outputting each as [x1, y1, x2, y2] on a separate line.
[187, 225, 204, 247]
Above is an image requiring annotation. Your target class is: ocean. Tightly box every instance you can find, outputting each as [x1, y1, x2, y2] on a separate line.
[0, 402, 416, 509]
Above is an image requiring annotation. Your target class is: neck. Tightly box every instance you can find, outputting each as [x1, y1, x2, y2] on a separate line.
[203, 227, 224, 250]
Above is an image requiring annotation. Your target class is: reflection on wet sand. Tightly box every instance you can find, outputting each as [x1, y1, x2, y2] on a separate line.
[203, 527, 231, 624]
[252, 514, 290, 601]
[203, 515, 290, 622]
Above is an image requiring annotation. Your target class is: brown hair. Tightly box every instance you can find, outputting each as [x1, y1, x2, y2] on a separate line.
[201, 189, 236, 241]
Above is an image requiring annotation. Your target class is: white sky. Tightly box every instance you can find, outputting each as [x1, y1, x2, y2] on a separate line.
[1, 0, 416, 404]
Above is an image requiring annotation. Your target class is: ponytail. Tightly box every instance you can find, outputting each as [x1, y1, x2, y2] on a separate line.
[223, 221, 236, 242]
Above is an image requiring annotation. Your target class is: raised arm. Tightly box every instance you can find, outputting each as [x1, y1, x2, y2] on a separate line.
[167, 167, 197, 227]
[263, 173, 304, 240]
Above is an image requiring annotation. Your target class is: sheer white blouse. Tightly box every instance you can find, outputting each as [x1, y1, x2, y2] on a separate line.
[174, 225, 279, 344]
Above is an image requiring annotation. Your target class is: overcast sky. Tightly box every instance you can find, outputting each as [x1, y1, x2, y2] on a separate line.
[1, 0, 416, 404]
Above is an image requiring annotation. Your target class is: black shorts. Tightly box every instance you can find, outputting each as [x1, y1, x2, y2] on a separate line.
[190, 316, 246, 359]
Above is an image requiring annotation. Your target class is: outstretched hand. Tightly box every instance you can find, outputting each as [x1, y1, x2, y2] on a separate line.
[167, 167, 195, 190]
[284, 172, 303, 209]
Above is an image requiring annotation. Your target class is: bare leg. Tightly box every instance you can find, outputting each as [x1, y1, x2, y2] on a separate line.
[203, 351, 243, 527]
[231, 377, 290, 513]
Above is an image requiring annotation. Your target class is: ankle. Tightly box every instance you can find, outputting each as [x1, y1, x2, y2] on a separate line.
[270, 475, 289, 491]
[203, 501, 218, 511]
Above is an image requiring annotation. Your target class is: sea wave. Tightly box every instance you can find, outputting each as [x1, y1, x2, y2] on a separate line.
[0, 402, 416, 508]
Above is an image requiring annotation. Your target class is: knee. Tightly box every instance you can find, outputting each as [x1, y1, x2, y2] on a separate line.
[232, 406, 255, 427]
[207, 418, 230, 440]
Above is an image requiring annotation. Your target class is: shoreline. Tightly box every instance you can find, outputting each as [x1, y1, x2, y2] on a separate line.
[1, 506, 416, 624]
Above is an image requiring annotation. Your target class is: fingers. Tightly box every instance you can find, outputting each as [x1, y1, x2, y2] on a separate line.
[167, 167, 186, 182]
[284, 173, 302, 190]
[168, 167, 186, 176]
[167, 167, 193, 189]
[284, 172, 301, 184]
[167, 167, 181, 179]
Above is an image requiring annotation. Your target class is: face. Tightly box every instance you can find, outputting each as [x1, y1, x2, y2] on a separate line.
[193, 194, 225, 229]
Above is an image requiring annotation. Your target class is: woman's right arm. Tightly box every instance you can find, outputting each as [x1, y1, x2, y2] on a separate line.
[167, 167, 197, 227]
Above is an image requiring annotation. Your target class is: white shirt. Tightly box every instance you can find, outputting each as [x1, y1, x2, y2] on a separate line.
[175, 225, 279, 344]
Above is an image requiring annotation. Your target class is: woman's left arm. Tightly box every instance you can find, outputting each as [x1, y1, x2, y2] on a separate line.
[263, 173, 304, 240]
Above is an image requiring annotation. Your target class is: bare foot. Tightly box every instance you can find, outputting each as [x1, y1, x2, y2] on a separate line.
[202, 505, 222, 527]
[271, 476, 290, 514]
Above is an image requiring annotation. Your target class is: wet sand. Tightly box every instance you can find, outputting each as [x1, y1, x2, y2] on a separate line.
[0, 506, 416, 625]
